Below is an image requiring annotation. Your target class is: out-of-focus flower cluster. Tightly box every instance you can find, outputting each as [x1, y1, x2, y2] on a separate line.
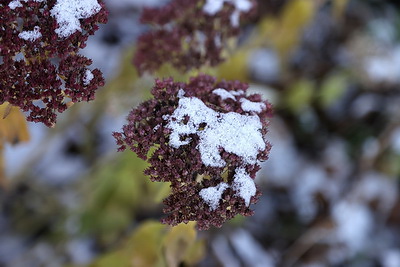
[134, 0, 256, 74]
[0, 0, 108, 127]
[114, 74, 272, 230]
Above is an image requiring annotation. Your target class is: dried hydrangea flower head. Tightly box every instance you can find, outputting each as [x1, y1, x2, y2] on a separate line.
[0, 0, 108, 127]
[114, 74, 272, 230]
[134, 0, 256, 74]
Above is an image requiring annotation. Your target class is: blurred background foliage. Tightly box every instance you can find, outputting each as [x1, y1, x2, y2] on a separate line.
[2, 0, 400, 266]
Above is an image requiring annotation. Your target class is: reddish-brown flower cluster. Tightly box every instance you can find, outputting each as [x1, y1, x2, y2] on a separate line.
[134, 0, 257, 74]
[114, 74, 272, 230]
[0, 0, 108, 127]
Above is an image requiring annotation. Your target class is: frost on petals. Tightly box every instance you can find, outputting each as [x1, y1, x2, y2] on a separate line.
[114, 74, 272, 230]
[83, 69, 94, 85]
[9, 0, 23, 9]
[166, 96, 265, 167]
[50, 0, 102, 38]
[18, 26, 42, 41]
[232, 167, 257, 206]
[199, 183, 229, 210]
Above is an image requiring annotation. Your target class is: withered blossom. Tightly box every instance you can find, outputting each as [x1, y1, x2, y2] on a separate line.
[114, 74, 272, 230]
[134, 0, 257, 74]
[0, 0, 108, 126]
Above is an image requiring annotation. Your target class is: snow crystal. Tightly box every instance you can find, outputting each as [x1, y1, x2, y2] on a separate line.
[203, 0, 253, 27]
[240, 98, 266, 113]
[50, 0, 102, 38]
[165, 94, 265, 167]
[199, 182, 229, 210]
[83, 69, 94, 86]
[9, 0, 44, 9]
[213, 88, 236, 100]
[232, 167, 256, 206]
[18, 26, 42, 41]
[9, 0, 22, 9]
[177, 88, 185, 98]
[199, 168, 257, 209]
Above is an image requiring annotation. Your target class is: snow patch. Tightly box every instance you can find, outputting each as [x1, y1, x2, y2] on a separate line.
[9, 0, 22, 9]
[232, 167, 256, 206]
[240, 98, 266, 113]
[165, 94, 265, 167]
[199, 182, 229, 210]
[50, 0, 102, 38]
[18, 26, 42, 41]
[9, 0, 44, 10]
[213, 88, 237, 100]
[83, 69, 94, 85]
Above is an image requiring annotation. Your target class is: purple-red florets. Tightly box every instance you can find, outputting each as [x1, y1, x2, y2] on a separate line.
[134, 0, 257, 74]
[0, 0, 108, 126]
[114, 74, 272, 230]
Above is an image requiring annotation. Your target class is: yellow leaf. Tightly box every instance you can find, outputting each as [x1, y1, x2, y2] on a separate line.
[0, 103, 30, 145]
[162, 222, 198, 267]
[126, 221, 166, 267]
[153, 182, 171, 203]
[318, 73, 347, 108]
[216, 49, 251, 82]
[333, 0, 348, 18]
[261, 0, 317, 61]
[89, 251, 128, 267]
[284, 79, 315, 112]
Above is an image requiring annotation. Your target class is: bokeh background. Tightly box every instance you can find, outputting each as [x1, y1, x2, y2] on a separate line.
[1, 0, 400, 266]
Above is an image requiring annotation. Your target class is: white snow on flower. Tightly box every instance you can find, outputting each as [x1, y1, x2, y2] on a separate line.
[177, 88, 185, 98]
[18, 26, 42, 41]
[153, 124, 160, 132]
[203, 0, 253, 27]
[165, 94, 265, 167]
[83, 69, 94, 86]
[199, 182, 229, 210]
[199, 168, 257, 210]
[213, 88, 237, 100]
[9, 0, 22, 9]
[232, 167, 256, 206]
[240, 98, 266, 113]
[9, 0, 44, 9]
[50, 0, 102, 38]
